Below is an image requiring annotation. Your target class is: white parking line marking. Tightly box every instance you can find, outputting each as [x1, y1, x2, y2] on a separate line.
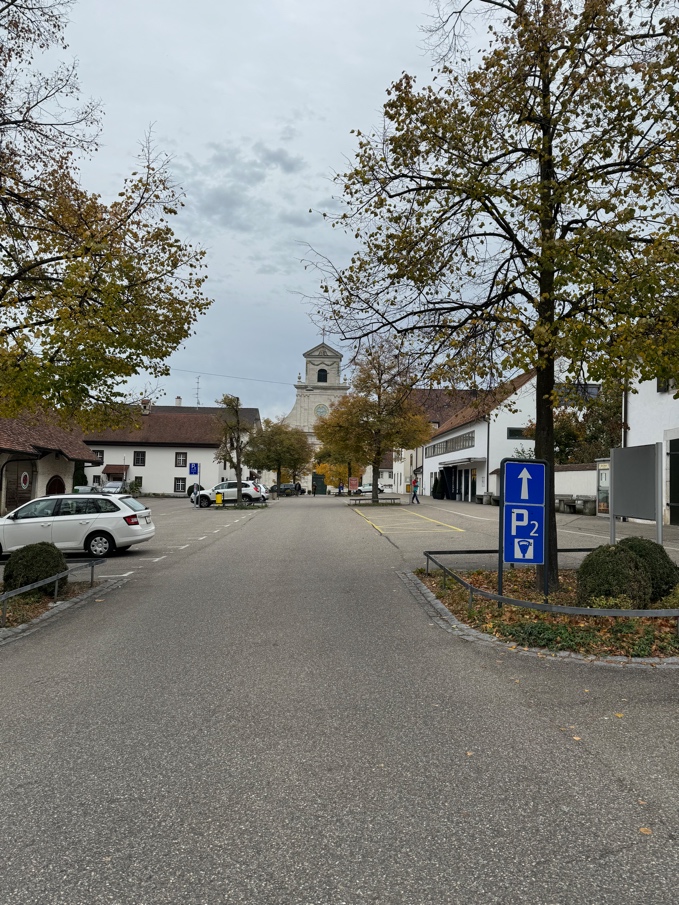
[100, 571, 135, 578]
[166, 544, 190, 549]
[427, 505, 493, 521]
[213, 530, 221, 533]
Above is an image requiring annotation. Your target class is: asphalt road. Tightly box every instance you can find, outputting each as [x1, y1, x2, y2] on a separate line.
[0, 496, 677, 903]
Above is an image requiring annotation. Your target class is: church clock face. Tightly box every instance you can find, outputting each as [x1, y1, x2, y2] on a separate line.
[314, 404, 329, 418]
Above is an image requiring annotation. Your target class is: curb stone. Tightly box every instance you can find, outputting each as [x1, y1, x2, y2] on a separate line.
[0, 578, 127, 648]
[399, 570, 679, 670]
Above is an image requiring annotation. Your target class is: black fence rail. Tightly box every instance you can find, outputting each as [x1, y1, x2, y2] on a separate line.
[1, 559, 105, 627]
[423, 549, 679, 633]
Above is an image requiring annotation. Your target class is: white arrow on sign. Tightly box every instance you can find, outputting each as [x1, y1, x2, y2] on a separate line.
[518, 467, 532, 500]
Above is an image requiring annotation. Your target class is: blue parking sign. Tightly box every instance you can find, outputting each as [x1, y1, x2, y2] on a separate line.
[501, 459, 548, 566]
[189, 462, 199, 475]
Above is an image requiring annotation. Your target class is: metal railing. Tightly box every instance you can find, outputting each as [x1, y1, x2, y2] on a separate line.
[1, 559, 106, 627]
[424, 549, 679, 633]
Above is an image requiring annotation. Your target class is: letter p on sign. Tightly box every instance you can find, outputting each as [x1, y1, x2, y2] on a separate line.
[511, 508, 528, 534]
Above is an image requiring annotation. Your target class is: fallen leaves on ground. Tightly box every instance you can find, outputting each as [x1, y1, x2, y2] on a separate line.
[419, 568, 679, 658]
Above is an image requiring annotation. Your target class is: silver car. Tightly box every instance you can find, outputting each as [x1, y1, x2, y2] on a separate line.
[0, 494, 155, 558]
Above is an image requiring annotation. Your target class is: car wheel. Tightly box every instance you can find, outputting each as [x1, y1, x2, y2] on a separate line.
[86, 531, 115, 558]
[242, 494, 252, 502]
[199, 496, 211, 508]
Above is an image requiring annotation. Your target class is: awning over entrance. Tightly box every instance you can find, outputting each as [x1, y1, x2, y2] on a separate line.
[438, 457, 487, 467]
[102, 464, 130, 476]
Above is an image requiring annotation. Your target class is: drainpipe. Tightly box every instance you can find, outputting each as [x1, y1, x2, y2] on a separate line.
[485, 415, 491, 493]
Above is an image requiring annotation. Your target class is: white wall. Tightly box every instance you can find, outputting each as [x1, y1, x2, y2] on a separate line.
[554, 469, 597, 496]
[84, 446, 237, 495]
[421, 376, 536, 499]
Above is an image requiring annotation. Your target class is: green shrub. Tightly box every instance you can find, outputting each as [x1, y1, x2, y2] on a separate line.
[3, 542, 68, 595]
[576, 544, 652, 608]
[617, 537, 679, 601]
[586, 595, 634, 610]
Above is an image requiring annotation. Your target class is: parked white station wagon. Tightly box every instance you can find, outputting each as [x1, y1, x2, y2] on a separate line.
[0, 494, 155, 558]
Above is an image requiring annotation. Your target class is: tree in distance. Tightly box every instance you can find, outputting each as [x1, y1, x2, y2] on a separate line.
[246, 420, 314, 492]
[312, 0, 679, 583]
[314, 341, 433, 504]
[214, 395, 256, 503]
[0, 0, 211, 428]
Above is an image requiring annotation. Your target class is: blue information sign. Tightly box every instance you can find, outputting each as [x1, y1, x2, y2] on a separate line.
[189, 462, 199, 475]
[502, 460, 547, 565]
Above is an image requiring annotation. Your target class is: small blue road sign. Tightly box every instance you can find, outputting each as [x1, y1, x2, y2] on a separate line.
[501, 459, 548, 565]
[189, 462, 199, 475]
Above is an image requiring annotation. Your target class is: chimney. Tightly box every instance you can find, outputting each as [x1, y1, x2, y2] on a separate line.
[175, 396, 182, 407]
[140, 398, 152, 416]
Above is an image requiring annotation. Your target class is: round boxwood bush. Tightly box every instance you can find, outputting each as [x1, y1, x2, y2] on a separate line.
[617, 536, 679, 601]
[576, 544, 652, 609]
[3, 542, 68, 595]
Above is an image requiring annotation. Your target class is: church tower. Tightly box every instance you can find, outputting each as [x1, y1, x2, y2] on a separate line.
[284, 343, 348, 440]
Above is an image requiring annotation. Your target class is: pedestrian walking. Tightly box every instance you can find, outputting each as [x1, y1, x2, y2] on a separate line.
[312, 483, 317, 497]
[294, 481, 301, 497]
[410, 476, 420, 504]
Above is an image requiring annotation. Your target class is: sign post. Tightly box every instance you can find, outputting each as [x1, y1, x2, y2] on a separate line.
[499, 458, 550, 602]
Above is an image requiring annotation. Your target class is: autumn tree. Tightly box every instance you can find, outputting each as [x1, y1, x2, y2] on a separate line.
[245, 420, 314, 491]
[523, 381, 623, 464]
[315, 342, 433, 503]
[0, 0, 211, 427]
[214, 395, 257, 503]
[313, 0, 679, 582]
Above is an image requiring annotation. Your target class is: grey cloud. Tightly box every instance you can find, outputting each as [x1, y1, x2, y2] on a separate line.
[252, 142, 305, 174]
[173, 138, 309, 235]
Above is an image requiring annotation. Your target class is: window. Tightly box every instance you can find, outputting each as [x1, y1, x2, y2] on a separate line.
[507, 427, 528, 440]
[657, 378, 670, 393]
[92, 474, 101, 485]
[317, 368, 328, 383]
[425, 430, 475, 458]
[175, 452, 187, 467]
[133, 451, 146, 466]
[134, 476, 143, 488]
[174, 477, 186, 493]
[56, 498, 98, 516]
[93, 498, 120, 513]
[15, 499, 58, 519]
[93, 450, 104, 462]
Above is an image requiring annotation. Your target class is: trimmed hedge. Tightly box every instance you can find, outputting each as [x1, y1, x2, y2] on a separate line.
[576, 544, 652, 608]
[617, 537, 679, 601]
[3, 542, 68, 595]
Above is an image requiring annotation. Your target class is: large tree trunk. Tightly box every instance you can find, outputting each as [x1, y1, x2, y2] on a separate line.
[534, 356, 558, 589]
[371, 453, 381, 504]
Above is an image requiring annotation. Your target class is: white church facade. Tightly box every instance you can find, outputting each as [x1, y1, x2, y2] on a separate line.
[284, 343, 348, 442]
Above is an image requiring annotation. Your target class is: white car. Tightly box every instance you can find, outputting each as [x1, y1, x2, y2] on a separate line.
[191, 480, 263, 507]
[356, 483, 385, 494]
[0, 494, 155, 558]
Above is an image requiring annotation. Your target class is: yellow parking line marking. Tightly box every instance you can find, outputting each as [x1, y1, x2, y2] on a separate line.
[351, 508, 464, 534]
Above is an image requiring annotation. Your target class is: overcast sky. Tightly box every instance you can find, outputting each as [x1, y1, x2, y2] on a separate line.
[62, 0, 435, 419]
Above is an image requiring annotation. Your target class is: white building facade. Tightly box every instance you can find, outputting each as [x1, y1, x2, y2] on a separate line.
[421, 372, 537, 500]
[83, 401, 261, 496]
[284, 342, 348, 441]
[625, 378, 679, 525]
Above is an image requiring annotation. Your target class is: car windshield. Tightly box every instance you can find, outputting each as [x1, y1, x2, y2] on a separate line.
[119, 496, 148, 512]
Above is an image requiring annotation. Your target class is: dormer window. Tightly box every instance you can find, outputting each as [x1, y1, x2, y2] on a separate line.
[317, 368, 328, 383]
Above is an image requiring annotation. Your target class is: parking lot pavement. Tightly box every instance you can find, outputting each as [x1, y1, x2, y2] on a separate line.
[0, 497, 265, 582]
[2, 488, 678, 904]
